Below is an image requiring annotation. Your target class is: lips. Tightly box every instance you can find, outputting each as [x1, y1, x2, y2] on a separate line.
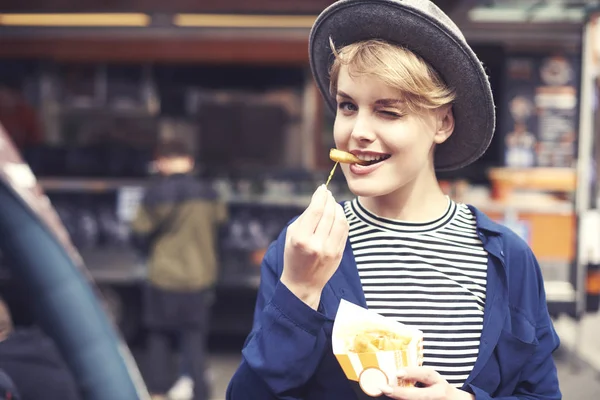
[348, 151, 391, 176]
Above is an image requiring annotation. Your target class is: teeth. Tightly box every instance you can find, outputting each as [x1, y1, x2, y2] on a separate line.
[357, 154, 386, 162]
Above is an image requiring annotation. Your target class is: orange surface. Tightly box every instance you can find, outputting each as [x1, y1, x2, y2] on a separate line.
[485, 211, 576, 261]
[587, 271, 600, 294]
[488, 168, 576, 200]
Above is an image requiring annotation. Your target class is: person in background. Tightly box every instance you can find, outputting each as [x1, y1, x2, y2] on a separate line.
[131, 139, 228, 400]
[0, 297, 81, 400]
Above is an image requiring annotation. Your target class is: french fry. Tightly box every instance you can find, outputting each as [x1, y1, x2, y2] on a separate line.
[325, 148, 368, 187]
[349, 329, 413, 353]
[329, 148, 368, 165]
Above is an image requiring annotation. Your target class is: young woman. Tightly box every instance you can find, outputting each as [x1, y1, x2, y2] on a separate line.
[226, 1, 561, 399]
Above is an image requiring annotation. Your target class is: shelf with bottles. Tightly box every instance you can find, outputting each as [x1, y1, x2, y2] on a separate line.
[38, 177, 149, 192]
[47, 105, 159, 118]
[39, 186, 303, 286]
[45, 63, 159, 115]
[37, 167, 354, 204]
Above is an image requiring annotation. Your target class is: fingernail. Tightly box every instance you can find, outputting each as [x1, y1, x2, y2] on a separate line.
[397, 369, 406, 378]
[381, 385, 393, 395]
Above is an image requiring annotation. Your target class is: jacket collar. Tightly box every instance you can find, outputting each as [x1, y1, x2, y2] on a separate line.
[467, 205, 506, 266]
[468, 205, 503, 236]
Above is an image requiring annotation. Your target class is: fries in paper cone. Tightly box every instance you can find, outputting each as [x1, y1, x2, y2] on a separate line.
[333, 300, 424, 398]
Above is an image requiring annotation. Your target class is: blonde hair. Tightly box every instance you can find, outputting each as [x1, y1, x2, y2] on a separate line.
[329, 39, 456, 113]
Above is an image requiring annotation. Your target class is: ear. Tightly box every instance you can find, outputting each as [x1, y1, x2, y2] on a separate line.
[433, 105, 455, 145]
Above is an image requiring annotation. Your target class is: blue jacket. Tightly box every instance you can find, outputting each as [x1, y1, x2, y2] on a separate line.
[226, 206, 561, 400]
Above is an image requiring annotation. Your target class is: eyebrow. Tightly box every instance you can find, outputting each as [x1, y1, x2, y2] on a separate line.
[336, 91, 404, 107]
[374, 98, 404, 107]
[336, 91, 353, 100]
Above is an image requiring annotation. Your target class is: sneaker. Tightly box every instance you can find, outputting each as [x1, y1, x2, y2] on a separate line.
[167, 375, 194, 400]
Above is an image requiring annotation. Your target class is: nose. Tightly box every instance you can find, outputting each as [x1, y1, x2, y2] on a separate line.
[350, 114, 376, 143]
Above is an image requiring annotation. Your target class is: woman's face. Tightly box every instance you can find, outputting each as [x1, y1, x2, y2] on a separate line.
[333, 65, 454, 199]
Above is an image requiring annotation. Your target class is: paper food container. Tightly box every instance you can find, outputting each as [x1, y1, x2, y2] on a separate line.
[332, 300, 424, 398]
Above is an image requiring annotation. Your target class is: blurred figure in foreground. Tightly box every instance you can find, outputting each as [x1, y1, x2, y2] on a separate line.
[0, 297, 81, 400]
[131, 139, 228, 400]
[0, 368, 20, 400]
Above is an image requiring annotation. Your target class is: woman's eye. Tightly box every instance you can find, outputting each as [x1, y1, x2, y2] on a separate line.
[338, 102, 357, 112]
[379, 110, 402, 118]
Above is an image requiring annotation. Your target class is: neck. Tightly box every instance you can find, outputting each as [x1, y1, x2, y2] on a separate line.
[358, 164, 448, 222]
[167, 167, 193, 175]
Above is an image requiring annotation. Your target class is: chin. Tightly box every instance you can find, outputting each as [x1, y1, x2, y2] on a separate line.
[346, 180, 392, 198]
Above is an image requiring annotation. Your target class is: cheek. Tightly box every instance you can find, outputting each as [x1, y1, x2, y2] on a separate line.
[392, 124, 435, 154]
[332, 118, 349, 146]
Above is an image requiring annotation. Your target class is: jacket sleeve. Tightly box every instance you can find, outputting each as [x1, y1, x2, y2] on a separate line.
[466, 249, 561, 400]
[226, 229, 330, 400]
[130, 189, 157, 235]
[130, 204, 154, 234]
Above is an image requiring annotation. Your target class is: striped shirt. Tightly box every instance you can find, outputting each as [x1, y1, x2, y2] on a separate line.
[345, 198, 488, 387]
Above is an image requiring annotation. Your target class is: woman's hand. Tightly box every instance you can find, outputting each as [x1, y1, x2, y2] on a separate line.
[380, 367, 475, 400]
[280, 185, 349, 310]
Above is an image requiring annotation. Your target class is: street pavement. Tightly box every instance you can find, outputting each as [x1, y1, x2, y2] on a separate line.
[552, 312, 600, 399]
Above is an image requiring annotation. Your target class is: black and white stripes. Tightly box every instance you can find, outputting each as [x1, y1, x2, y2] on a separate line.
[345, 198, 488, 387]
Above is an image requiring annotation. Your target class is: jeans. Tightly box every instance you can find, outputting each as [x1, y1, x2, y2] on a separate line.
[145, 288, 212, 400]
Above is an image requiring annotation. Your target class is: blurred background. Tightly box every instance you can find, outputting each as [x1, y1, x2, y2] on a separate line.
[0, 0, 600, 399]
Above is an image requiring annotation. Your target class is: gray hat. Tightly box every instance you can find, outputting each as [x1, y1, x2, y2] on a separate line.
[309, 0, 496, 171]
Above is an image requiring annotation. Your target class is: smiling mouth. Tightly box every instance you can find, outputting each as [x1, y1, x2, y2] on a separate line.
[357, 154, 391, 166]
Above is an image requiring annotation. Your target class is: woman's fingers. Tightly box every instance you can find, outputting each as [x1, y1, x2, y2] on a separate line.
[297, 184, 328, 234]
[313, 190, 337, 242]
[323, 202, 349, 257]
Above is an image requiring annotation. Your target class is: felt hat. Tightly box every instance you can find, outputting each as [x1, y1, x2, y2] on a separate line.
[309, 0, 496, 171]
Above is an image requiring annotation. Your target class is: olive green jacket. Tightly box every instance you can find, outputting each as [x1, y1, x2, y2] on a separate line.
[131, 173, 228, 291]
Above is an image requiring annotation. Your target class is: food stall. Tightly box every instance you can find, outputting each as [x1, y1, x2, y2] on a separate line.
[0, 0, 597, 341]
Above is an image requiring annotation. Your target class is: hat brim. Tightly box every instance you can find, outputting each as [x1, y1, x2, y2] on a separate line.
[309, 0, 496, 171]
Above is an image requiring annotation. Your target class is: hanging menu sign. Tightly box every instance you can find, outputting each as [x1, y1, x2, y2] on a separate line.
[503, 54, 579, 168]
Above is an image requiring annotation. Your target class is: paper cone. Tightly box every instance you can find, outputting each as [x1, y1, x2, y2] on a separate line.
[332, 300, 424, 398]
